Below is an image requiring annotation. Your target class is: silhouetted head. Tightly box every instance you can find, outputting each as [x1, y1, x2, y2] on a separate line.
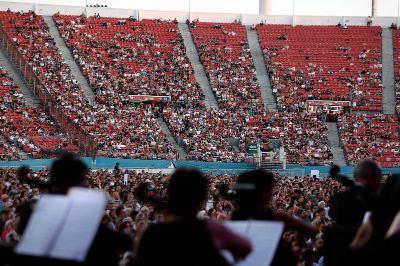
[17, 166, 31, 183]
[369, 174, 400, 245]
[49, 153, 88, 194]
[167, 168, 208, 217]
[303, 249, 316, 265]
[17, 165, 49, 189]
[354, 159, 382, 192]
[329, 164, 355, 187]
[329, 165, 340, 177]
[235, 170, 274, 210]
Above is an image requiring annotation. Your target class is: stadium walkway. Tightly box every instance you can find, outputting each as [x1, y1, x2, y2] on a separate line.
[178, 23, 219, 110]
[0, 44, 40, 107]
[246, 26, 277, 112]
[327, 122, 347, 166]
[44, 16, 96, 104]
[382, 28, 396, 115]
[156, 118, 187, 160]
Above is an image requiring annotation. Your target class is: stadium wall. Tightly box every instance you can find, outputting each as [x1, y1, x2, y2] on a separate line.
[242, 14, 293, 25]
[35, 4, 85, 16]
[139, 10, 188, 21]
[0, 1, 398, 27]
[190, 12, 241, 23]
[86, 7, 137, 18]
[0, 158, 257, 175]
[1, 158, 399, 177]
[0, 1, 33, 12]
[286, 165, 400, 177]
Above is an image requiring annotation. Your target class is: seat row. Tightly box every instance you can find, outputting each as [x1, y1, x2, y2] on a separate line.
[190, 21, 263, 111]
[0, 64, 78, 157]
[0, 11, 178, 160]
[257, 25, 383, 112]
[163, 107, 333, 165]
[337, 113, 400, 167]
[0, 12, 397, 168]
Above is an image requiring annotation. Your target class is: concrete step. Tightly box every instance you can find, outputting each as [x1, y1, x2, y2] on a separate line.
[246, 26, 277, 112]
[157, 117, 187, 160]
[0, 46, 40, 108]
[44, 16, 96, 104]
[382, 28, 396, 115]
[178, 23, 219, 110]
[327, 122, 347, 166]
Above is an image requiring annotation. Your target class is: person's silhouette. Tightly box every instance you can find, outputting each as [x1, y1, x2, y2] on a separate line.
[16, 154, 130, 266]
[231, 170, 317, 266]
[136, 168, 252, 266]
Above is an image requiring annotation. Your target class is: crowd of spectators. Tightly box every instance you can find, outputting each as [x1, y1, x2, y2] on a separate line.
[93, 105, 178, 159]
[190, 21, 263, 111]
[162, 107, 245, 162]
[0, 11, 91, 119]
[1, 152, 399, 266]
[257, 25, 383, 112]
[0, 165, 346, 265]
[0, 143, 22, 161]
[0, 64, 77, 158]
[338, 113, 400, 167]
[163, 107, 333, 165]
[0, 11, 179, 160]
[54, 15, 204, 109]
[0, 11, 398, 169]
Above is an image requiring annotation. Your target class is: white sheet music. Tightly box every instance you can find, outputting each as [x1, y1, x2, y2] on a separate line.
[49, 188, 107, 262]
[386, 211, 400, 238]
[223, 221, 284, 266]
[16, 195, 71, 257]
[225, 221, 249, 235]
[16, 188, 107, 262]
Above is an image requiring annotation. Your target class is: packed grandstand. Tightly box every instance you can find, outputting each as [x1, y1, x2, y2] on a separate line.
[0, 1, 400, 266]
[0, 9, 398, 167]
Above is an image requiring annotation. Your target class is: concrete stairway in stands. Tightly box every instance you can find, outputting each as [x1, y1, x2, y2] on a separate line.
[327, 122, 347, 166]
[157, 118, 187, 160]
[44, 16, 96, 104]
[178, 23, 219, 110]
[381, 28, 396, 115]
[0, 45, 40, 108]
[246, 26, 277, 112]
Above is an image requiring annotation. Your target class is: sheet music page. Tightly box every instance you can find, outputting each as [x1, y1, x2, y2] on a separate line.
[49, 188, 107, 262]
[238, 221, 284, 266]
[223, 221, 284, 266]
[386, 211, 400, 238]
[221, 221, 250, 264]
[362, 211, 371, 224]
[224, 221, 249, 235]
[16, 195, 71, 257]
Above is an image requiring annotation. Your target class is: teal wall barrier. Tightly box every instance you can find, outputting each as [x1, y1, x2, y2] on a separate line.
[287, 165, 400, 177]
[1, 158, 400, 176]
[0, 157, 257, 174]
[0, 157, 172, 170]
